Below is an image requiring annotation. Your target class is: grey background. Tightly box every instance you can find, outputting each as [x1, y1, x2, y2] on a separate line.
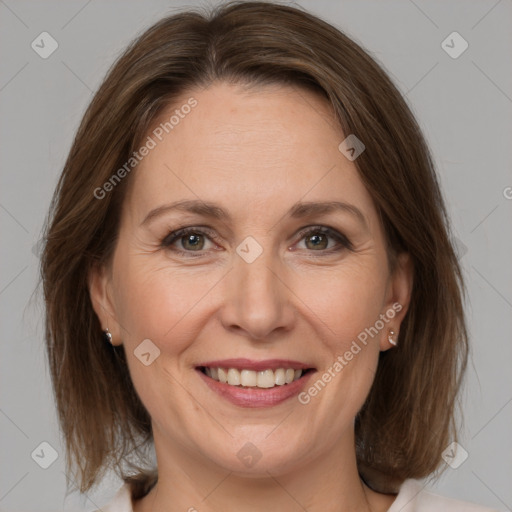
[1, 0, 511, 510]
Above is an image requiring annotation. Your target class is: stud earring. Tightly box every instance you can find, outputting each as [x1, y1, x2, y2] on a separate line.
[103, 327, 113, 344]
[388, 329, 397, 346]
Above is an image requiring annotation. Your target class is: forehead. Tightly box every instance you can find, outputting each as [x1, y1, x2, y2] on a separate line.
[124, 81, 377, 226]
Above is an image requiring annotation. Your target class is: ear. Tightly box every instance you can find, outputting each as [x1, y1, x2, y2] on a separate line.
[380, 251, 413, 351]
[88, 263, 123, 346]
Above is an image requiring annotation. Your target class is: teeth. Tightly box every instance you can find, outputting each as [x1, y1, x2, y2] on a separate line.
[218, 368, 228, 383]
[274, 368, 286, 386]
[227, 368, 241, 386]
[257, 369, 275, 388]
[241, 369, 257, 387]
[203, 367, 304, 388]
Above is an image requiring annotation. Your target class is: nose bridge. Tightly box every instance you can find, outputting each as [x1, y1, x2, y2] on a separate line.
[238, 244, 278, 298]
[222, 237, 293, 340]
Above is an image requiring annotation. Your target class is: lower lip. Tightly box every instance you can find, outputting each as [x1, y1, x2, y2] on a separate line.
[197, 369, 315, 408]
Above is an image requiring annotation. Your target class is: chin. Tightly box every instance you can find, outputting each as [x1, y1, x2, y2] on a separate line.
[196, 433, 317, 478]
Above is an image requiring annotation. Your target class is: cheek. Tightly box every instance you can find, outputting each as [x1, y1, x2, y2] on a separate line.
[295, 260, 388, 345]
[112, 251, 222, 351]
[293, 260, 388, 408]
[112, 258, 209, 415]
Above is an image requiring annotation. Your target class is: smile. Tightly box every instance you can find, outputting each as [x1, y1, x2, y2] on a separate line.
[199, 366, 308, 388]
[196, 359, 316, 408]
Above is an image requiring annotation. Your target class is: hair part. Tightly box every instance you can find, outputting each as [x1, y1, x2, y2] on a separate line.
[41, 0, 468, 496]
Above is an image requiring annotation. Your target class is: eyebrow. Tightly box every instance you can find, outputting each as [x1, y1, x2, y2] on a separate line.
[141, 199, 368, 228]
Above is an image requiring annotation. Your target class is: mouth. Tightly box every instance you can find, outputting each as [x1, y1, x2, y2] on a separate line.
[197, 366, 315, 389]
[195, 359, 316, 408]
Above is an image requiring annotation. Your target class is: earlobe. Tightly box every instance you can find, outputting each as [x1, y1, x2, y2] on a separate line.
[88, 263, 122, 345]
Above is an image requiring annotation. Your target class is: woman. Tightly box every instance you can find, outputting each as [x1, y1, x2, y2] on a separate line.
[40, 1, 497, 510]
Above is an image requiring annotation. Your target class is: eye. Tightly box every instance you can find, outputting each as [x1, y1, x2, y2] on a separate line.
[293, 226, 353, 253]
[161, 227, 217, 256]
[161, 225, 352, 258]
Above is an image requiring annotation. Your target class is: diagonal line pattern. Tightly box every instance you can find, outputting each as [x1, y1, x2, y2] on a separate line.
[406, 62, 439, 96]
[407, 0, 439, 29]
[265, 471, 308, 511]
[471, 0, 503, 30]
[471, 470, 511, 510]
[200, 471, 233, 503]
[61, 61, 93, 92]
[469, 205, 499, 233]
[471, 396, 512, 439]
[471, 266, 512, 309]
[0, 62, 29, 92]
[0, 472, 29, 502]
[0, 265, 28, 296]
[264, 408, 295, 439]
[0, 0, 29, 28]
[472, 61, 512, 104]
[61, 0, 93, 30]
[0, 202, 29, 233]
[0, 408, 29, 439]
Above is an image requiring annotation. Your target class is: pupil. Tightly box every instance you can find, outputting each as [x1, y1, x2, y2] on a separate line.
[308, 233, 326, 250]
[184, 234, 203, 250]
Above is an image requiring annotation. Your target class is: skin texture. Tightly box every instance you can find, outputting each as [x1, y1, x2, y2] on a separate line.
[89, 82, 413, 512]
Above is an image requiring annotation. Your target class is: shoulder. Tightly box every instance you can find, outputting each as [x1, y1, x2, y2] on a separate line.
[389, 479, 499, 512]
[93, 483, 133, 512]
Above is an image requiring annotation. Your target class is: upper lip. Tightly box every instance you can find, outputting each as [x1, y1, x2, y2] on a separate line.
[197, 358, 313, 371]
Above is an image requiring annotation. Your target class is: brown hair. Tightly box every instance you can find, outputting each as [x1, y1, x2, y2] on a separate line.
[40, 0, 468, 498]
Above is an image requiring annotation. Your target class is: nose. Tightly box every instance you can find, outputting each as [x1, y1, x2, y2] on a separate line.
[219, 246, 296, 342]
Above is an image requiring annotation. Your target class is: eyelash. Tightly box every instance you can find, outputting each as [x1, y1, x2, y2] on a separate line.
[160, 225, 353, 258]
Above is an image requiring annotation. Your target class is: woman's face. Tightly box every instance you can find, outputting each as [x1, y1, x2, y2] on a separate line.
[90, 81, 411, 476]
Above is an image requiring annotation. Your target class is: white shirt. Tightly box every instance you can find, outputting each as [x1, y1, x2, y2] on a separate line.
[99, 479, 499, 511]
